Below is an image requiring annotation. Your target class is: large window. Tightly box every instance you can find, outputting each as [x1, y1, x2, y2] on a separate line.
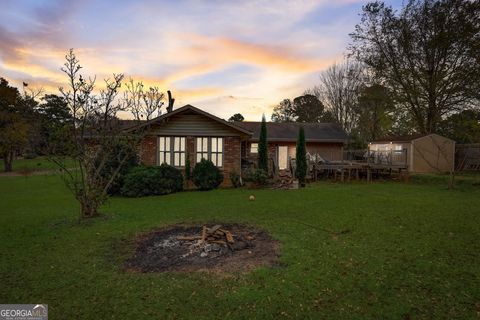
[158, 136, 171, 165]
[196, 137, 223, 167]
[158, 136, 185, 167]
[196, 137, 209, 163]
[211, 137, 223, 167]
[173, 137, 186, 167]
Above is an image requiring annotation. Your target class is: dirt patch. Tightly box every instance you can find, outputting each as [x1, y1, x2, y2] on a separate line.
[125, 223, 280, 273]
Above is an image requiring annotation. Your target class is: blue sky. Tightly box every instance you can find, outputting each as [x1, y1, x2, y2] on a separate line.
[0, 0, 402, 120]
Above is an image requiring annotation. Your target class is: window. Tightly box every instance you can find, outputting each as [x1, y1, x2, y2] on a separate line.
[196, 137, 209, 163]
[158, 136, 171, 165]
[250, 143, 258, 154]
[376, 144, 389, 151]
[211, 137, 223, 167]
[158, 136, 185, 167]
[195, 137, 224, 167]
[173, 137, 186, 167]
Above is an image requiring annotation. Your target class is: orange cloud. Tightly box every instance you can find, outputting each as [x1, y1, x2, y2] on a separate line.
[0, 30, 340, 121]
[200, 36, 321, 71]
[172, 33, 329, 74]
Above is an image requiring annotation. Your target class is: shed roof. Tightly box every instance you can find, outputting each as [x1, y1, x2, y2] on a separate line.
[371, 133, 455, 143]
[234, 121, 347, 143]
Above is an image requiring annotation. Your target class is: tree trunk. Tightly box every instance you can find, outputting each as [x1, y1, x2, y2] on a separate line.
[3, 152, 13, 172]
[448, 170, 455, 190]
[80, 200, 98, 218]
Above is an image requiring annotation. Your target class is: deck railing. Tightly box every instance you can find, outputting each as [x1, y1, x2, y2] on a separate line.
[344, 149, 408, 167]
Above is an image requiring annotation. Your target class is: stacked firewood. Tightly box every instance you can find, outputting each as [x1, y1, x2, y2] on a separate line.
[177, 225, 234, 246]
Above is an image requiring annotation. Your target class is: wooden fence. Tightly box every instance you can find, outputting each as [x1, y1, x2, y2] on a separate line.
[456, 144, 480, 171]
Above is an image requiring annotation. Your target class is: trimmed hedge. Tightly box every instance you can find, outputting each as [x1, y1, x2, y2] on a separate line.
[192, 159, 223, 190]
[120, 165, 183, 197]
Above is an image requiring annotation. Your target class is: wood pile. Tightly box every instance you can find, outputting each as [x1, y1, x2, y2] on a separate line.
[177, 225, 235, 246]
[272, 171, 298, 189]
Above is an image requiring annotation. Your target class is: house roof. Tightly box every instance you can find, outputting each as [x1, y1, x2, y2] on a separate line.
[370, 133, 454, 143]
[122, 105, 347, 142]
[234, 121, 348, 143]
[124, 104, 252, 136]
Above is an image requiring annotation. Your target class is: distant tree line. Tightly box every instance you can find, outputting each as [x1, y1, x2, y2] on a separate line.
[0, 78, 73, 171]
[271, 0, 480, 147]
[0, 49, 167, 218]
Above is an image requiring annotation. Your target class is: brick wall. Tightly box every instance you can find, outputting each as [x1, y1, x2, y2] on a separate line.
[244, 141, 277, 164]
[139, 135, 157, 166]
[139, 135, 241, 187]
[221, 136, 241, 187]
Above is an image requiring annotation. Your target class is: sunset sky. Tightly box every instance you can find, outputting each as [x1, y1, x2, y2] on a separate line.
[0, 0, 402, 120]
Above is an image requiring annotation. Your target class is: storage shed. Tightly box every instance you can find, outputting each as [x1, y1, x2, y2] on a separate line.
[369, 134, 455, 173]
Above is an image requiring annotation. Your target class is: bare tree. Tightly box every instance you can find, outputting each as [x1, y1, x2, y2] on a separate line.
[349, 0, 480, 134]
[309, 60, 364, 133]
[52, 49, 163, 218]
[124, 78, 164, 121]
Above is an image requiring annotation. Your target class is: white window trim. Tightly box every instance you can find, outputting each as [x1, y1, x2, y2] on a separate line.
[158, 136, 186, 167]
[210, 137, 224, 167]
[195, 137, 209, 164]
[195, 137, 224, 167]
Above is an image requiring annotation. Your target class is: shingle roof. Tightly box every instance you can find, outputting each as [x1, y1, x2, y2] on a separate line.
[234, 121, 347, 142]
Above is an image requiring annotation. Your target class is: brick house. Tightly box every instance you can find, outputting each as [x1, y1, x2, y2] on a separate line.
[134, 104, 347, 186]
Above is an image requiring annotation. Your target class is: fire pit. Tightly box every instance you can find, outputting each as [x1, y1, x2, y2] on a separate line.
[125, 223, 279, 273]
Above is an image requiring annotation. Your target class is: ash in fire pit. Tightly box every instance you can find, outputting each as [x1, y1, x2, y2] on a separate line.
[125, 223, 279, 273]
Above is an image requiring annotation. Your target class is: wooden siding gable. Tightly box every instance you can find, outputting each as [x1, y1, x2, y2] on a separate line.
[128, 104, 252, 137]
[149, 113, 247, 136]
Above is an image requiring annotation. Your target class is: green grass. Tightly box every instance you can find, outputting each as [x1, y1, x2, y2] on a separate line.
[0, 156, 76, 173]
[0, 175, 479, 319]
[411, 172, 480, 189]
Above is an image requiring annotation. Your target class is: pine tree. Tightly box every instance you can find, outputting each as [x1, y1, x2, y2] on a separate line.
[295, 126, 307, 186]
[258, 114, 268, 172]
[185, 153, 191, 181]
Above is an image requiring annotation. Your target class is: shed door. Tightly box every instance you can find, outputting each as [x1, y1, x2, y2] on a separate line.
[278, 146, 288, 170]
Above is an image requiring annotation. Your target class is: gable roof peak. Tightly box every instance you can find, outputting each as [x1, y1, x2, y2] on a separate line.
[125, 104, 252, 135]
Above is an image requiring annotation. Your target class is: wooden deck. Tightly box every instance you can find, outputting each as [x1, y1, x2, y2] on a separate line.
[312, 161, 409, 182]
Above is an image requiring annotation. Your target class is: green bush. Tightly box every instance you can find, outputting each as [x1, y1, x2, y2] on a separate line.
[120, 164, 183, 197]
[192, 159, 223, 190]
[243, 168, 268, 185]
[96, 142, 139, 195]
[229, 170, 242, 188]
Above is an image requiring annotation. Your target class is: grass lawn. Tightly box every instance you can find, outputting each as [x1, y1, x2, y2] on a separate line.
[0, 175, 479, 319]
[0, 156, 75, 173]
